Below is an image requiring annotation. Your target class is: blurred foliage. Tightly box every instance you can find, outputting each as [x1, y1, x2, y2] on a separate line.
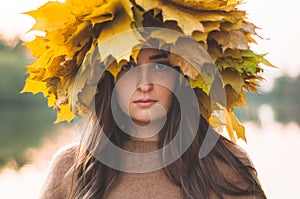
[267, 75, 300, 124]
[0, 39, 60, 167]
[235, 75, 300, 125]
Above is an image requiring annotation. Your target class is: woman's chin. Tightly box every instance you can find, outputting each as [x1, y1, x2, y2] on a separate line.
[130, 115, 166, 127]
[131, 117, 152, 126]
[129, 107, 167, 126]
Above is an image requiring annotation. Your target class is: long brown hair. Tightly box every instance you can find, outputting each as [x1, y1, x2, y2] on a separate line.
[68, 70, 266, 199]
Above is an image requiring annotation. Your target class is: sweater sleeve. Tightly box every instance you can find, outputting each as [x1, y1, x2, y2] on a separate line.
[39, 143, 78, 199]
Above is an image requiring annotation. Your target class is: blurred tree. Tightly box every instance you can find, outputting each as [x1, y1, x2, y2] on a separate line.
[234, 74, 300, 126]
[0, 39, 59, 167]
[268, 75, 300, 124]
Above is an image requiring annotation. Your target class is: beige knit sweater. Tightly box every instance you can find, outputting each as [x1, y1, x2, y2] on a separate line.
[39, 140, 264, 199]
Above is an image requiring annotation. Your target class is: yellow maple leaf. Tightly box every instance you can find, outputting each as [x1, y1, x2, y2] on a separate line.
[65, 0, 105, 16]
[209, 114, 225, 132]
[54, 103, 74, 123]
[105, 58, 121, 80]
[148, 29, 182, 45]
[47, 92, 56, 108]
[189, 75, 208, 93]
[20, 77, 48, 96]
[23, 36, 49, 58]
[225, 109, 246, 143]
[136, 0, 205, 35]
[97, 5, 141, 64]
[84, 0, 119, 25]
[191, 31, 207, 43]
[25, 1, 76, 32]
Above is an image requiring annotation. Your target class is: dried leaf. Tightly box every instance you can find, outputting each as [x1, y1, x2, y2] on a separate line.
[169, 37, 217, 93]
[225, 109, 246, 142]
[225, 85, 247, 111]
[209, 30, 248, 51]
[168, 0, 241, 11]
[220, 68, 245, 94]
[97, 7, 141, 63]
[136, 0, 205, 35]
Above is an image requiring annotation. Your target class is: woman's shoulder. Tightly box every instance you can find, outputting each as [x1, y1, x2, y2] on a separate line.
[50, 142, 79, 167]
[45, 142, 79, 178]
[39, 142, 79, 199]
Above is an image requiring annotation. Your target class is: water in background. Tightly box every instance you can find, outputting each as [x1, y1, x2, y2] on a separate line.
[238, 105, 300, 199]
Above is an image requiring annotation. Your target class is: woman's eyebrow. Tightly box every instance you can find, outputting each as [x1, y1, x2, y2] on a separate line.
[149, 52, 168, 60]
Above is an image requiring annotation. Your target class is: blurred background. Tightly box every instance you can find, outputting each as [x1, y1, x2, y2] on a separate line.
[0, 0, 300, 198]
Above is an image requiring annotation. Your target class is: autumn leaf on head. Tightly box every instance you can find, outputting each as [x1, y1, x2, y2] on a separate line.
[168, 0, 242, 11]
[209, 30, 249, 52]
[225, 109, 246, 143]
[221, 68, 245, 94]
[169, 37, 217, 94]
[136, 0, 205, 35]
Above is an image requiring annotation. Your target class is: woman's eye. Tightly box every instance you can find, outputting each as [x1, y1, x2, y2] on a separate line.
[122, 63, 135, 71]
[154, 63, 168, 71]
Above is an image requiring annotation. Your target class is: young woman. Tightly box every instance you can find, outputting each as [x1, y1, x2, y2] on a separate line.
[39, 47, 266, 199]
[22, 0, 271, 198]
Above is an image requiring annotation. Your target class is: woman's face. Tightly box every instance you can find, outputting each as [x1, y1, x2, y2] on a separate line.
[115, 48, 178, 126]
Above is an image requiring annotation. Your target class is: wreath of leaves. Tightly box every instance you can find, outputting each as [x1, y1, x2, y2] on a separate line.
[22, 0, 273, 142]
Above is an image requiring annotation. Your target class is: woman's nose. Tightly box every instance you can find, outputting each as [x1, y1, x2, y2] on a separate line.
[136, 66, 154, 92]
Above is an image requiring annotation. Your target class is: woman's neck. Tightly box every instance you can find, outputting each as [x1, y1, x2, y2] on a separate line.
[124, 119, 165, 142]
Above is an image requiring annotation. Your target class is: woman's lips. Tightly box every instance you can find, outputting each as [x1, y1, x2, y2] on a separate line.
[134, 99, 157, 107]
